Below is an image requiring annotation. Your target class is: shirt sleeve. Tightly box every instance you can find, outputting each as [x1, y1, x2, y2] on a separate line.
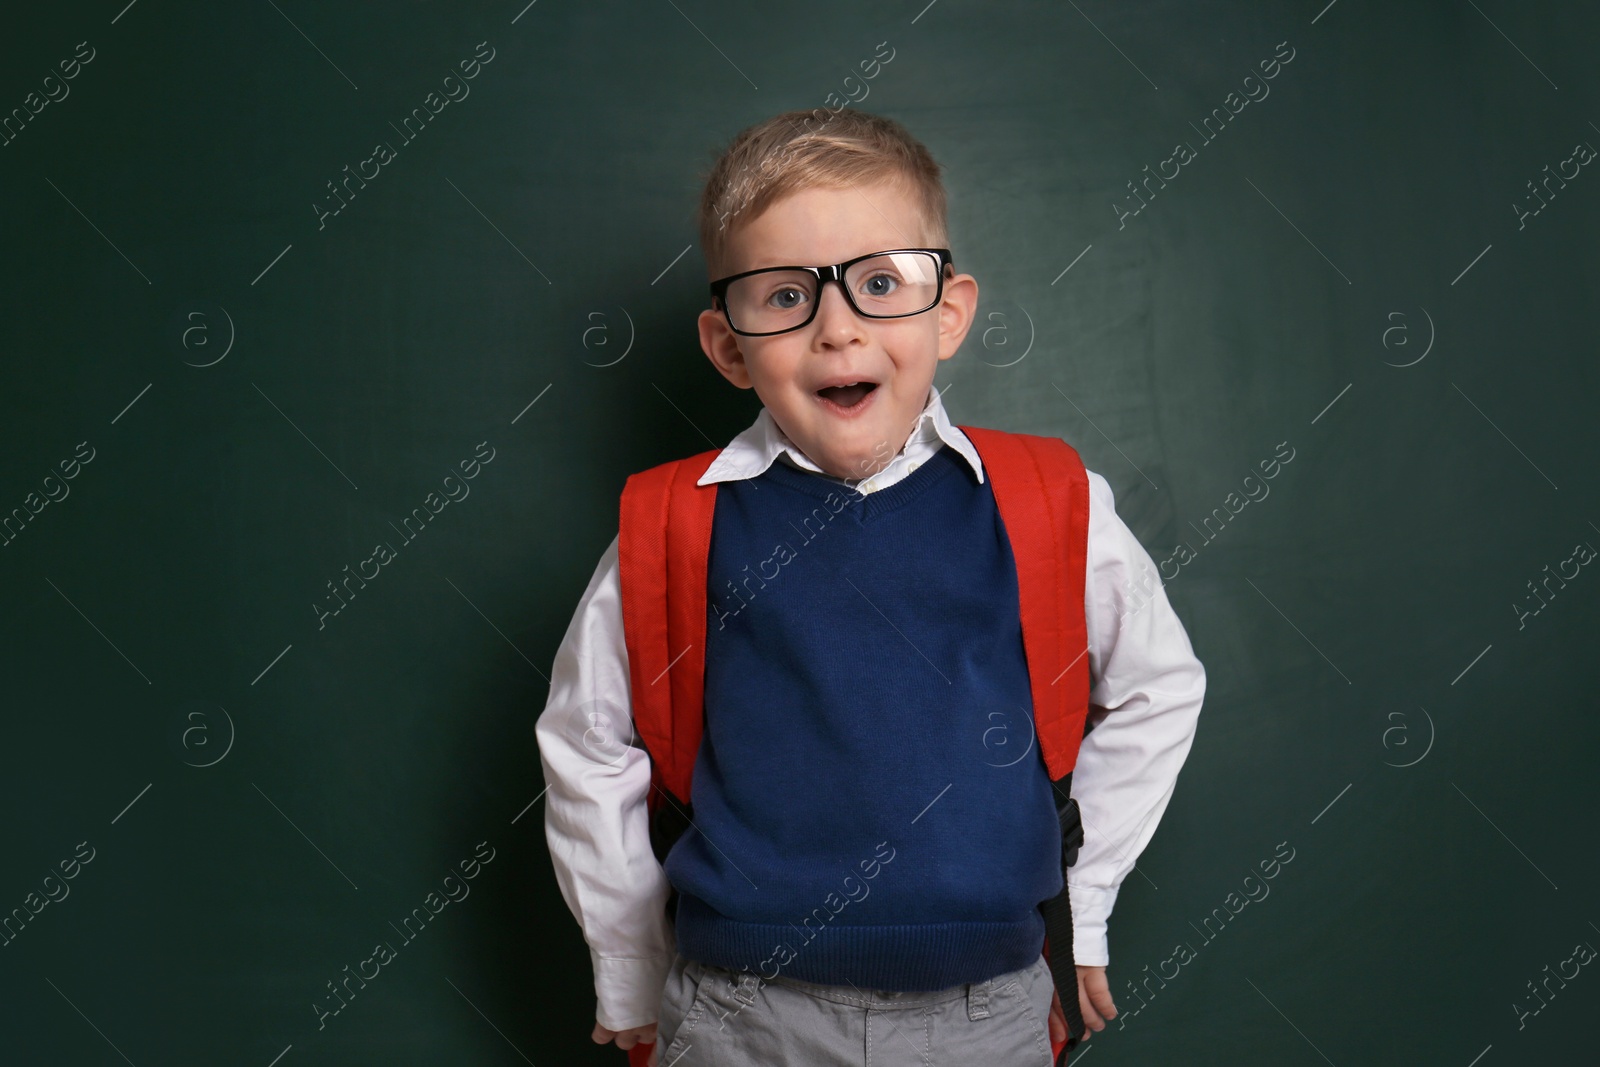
[534, 532, 676, 1031]
[1067, 469, 1207, 967]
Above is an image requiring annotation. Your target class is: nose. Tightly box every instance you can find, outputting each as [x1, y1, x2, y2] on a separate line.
[811, 277, 867, 344]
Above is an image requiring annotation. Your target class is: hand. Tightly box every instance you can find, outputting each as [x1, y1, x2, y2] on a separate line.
[592, 1020, 658, 1065]
[1048, 965, 1118, 1046]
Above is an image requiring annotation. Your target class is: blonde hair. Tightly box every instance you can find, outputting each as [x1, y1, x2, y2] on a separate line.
[695, 107, 950, 279]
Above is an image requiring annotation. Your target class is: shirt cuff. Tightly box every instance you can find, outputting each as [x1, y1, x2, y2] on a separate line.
[1067, 882, 1118, 967]
[592, 948, 675, 1032]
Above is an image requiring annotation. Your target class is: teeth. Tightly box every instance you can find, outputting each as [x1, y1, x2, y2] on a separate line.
[816, 381, 875, 396]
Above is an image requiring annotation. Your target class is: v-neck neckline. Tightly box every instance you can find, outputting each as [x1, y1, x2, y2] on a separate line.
[756, 443, 964, 523]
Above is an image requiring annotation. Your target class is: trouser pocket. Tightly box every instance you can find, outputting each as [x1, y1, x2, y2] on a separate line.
[657, 953, 717, 1064]
[999, 956, 1056, 1066]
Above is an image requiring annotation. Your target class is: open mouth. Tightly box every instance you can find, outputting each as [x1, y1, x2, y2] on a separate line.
[815, 382, 879, 409]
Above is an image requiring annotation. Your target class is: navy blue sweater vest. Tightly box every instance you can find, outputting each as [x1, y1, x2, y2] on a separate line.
[663, 442, 1063, 990]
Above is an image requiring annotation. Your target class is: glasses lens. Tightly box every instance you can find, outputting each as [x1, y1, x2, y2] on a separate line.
[723, 269, 817, 335]
[844, 251, 942, 316]
[723, 252, 942, 334]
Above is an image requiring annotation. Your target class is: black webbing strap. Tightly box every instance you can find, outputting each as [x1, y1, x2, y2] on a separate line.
[649, 786, 693, 921]
[1042, 771, 1087, 1062]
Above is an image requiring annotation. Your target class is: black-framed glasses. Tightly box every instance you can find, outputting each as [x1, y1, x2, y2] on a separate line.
[709, 248, 953, 337]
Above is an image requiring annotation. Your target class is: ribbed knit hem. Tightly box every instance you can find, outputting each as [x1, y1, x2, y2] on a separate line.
[674, 892, 1046, 991]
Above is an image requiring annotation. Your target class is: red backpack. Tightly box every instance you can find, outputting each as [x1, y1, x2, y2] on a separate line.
[617, 425, 1093, 1066]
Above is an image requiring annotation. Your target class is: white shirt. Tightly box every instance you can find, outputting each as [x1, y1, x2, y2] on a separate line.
[535, 383, 1207, 1031]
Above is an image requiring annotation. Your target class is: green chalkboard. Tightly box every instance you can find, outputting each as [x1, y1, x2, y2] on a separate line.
[2, 1, 1597, 1064]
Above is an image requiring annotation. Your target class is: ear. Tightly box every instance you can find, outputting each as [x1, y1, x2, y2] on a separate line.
[936, 268, 979, 362]
[699, 307, 753, 389]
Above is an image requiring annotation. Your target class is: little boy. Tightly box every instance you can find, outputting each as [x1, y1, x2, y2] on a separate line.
[536, 107, 1206, 1066]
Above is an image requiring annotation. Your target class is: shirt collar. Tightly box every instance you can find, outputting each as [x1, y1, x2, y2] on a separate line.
[697, 382, 985, 489]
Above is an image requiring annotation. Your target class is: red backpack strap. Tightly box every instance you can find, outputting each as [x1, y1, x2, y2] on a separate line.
[618, 451, 719, 1067]
[958, 425, 1092, 780]
[617, 448, 721, 812]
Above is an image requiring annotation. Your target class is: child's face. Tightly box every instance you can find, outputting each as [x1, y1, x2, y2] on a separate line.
[697, 180, 979, 484]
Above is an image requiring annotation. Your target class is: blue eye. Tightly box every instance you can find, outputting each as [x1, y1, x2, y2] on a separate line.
[768, 286, 808, 310]
[860, 272, 899, 298]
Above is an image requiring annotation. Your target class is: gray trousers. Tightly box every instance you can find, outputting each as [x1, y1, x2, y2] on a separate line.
[655, 950, 1057, 1066]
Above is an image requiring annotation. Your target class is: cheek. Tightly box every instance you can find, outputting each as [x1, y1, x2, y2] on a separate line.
[750, 346, 807, 389]
[883, 319, 938, 357]
[883, 342, 937, 378]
